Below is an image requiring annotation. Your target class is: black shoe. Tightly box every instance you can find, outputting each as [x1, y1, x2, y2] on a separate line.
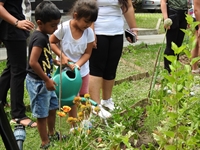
[48, 131, 67, 141]
[40, 142, 50, 150]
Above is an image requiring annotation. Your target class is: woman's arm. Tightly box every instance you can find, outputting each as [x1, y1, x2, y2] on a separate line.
[123, 0, 137, 35]
[160, 0, 170, 29]
[194, 0, 200, 37]
[0, 2, 34, 31]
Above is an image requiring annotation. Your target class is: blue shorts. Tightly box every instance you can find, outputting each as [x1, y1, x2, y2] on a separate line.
[26, 74, 59, 118]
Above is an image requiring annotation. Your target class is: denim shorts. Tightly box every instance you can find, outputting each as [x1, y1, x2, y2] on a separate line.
[26, 74, 59, 118]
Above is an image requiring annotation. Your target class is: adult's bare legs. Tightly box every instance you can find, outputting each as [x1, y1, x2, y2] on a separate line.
[102, 79, 114, 100]
[191, 34, 200, 72]
[89, 75, 102, 104]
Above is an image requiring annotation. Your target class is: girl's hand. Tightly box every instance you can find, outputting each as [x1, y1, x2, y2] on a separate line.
[45, 79, 57, 91]
[93, 34, 97, 49]
[61, 55, 72, 67]
[16, 20, 35, 31]
[68, 63, 80, 71]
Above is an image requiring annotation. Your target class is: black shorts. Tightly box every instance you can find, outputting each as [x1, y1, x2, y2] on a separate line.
[89, 34, 123, 80]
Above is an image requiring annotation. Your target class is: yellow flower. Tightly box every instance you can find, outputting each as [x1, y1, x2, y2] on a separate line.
[80, 104, 87, 111]
[87, 129, 91, 134]
[78, 117, 83, 121]
[73, 96, 82, 106]
[73, 118, 78, 123]
[61, 106, 71, 113]
[73, 96, 81, 102]
[77, 127, 82, 132]
[67, 117, 79, 123]
[67, 117, 74, 124]
[93, 106, 100, 113]
[78, 112, 83, 117]
[84, 94, 90, 98]
[57, 111, 66, 117]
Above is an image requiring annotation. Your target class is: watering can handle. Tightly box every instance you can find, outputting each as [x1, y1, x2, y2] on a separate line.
[53, 62, 79, 76]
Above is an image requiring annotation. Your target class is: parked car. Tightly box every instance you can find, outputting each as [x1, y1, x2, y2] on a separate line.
[30, 0, 75, 13]
[142, 0, 160, 13]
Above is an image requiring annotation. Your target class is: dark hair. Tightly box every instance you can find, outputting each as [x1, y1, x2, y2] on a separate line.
[35, 1, 61, 23]
[70, 0, 98, 22]
[119, 0, 128, 13]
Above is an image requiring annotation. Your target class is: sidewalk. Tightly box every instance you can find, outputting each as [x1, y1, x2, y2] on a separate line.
[0, 34, 165, 61]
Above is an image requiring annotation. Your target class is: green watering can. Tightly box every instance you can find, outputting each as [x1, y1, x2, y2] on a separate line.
[52, 66, 82, 106]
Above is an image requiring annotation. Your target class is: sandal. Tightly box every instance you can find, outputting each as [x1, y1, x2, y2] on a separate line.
[13, 117, 37, 128]
[192, 68, 200, 74]
[40, 142, 50, 150]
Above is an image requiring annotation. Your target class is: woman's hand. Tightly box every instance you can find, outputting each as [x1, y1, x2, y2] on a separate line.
[16, 20, 35, 31]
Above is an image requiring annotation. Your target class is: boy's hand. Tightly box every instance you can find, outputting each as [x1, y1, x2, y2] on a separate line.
[45, 79, 57, 91]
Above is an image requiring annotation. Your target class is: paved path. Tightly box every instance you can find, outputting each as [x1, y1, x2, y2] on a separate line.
[0, 34, 165, 61]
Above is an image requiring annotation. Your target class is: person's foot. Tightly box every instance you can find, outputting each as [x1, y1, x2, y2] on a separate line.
[10, 117, 37, 128]
[101, 98, 115, 111]
[92, 105, 112, 119]
[192, 68, 200, 74]
[40, 142, 50, 150]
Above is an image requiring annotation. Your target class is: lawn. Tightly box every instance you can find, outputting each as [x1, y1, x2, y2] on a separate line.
[135, 13, 165, 34]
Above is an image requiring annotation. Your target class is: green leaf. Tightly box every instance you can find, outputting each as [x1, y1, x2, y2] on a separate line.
[190, 57, 200, 65]
[163, 131, 175, 138]
[164, 55, 177, 63]
[184, 65, 191, 73]
[171, 42, 178, 52]
[175, 45, 186, 54]
[167, 112, 178, 119]
[164, 145, 176, 150]
[177, 84, 183, 91]
[184, 48, 191, 58]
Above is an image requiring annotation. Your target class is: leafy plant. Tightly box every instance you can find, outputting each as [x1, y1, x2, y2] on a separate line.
[151, 14, 200, 149]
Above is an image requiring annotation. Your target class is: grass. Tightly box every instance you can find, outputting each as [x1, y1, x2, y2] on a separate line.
[0, 42, 164, 149]
[135, 13, 165, 34]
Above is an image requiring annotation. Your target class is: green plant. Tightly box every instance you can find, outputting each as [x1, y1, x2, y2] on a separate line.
[151, 15, 200, 149]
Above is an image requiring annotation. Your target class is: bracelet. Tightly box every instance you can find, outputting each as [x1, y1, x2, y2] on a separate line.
[75, 64, 80, 69]
[14, 20, 19, 27]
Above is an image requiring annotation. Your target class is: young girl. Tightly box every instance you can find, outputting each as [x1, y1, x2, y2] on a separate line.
[49, 0, 99, 127]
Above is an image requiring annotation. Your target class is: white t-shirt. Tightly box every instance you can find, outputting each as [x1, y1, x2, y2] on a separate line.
[53, 20, 95, 77]
[95, 0, 124, 35]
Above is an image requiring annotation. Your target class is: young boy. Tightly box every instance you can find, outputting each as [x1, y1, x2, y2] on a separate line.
[25, 1, 61, 149]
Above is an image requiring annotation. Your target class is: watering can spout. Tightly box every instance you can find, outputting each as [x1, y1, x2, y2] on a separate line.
[52, 66, 82, 106]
